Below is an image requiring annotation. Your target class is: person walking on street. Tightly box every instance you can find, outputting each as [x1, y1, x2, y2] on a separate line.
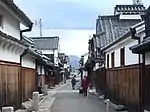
[82, 76, 89, 96]
[71, 75, 76, 90]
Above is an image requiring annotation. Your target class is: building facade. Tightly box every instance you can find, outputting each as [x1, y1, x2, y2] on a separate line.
[88, 2, 147, 112]
[0, 0, 34, 109]
[31, 37, 59, 65]
[31, 37, 60, 85]
[130, 7, 150, 110]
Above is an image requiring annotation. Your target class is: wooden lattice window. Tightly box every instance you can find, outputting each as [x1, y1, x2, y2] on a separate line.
[120, 47, 125, 66]
[111, 52, 115, 68]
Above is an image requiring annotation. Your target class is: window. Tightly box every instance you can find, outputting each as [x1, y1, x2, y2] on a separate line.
[120, 47, 125, 66]
[111, 52, 115, 68]
[107, 54, 109, 68]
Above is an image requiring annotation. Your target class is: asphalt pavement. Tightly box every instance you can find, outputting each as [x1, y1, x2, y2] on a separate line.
[50, 81, 115, 112]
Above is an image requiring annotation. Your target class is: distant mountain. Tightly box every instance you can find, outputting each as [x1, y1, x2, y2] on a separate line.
[68, 55, 80, 69]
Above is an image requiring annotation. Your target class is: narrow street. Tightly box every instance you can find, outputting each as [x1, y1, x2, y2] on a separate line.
[50, 81, 112, 112]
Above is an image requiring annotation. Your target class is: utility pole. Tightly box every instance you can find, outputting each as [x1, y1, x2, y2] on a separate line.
[39, 19, 42, 37]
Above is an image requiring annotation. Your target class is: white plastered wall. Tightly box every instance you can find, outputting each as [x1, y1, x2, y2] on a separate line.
[0, 6, 20, 39]
[105, 37, 139, 68]
[22, 54, 36, 69]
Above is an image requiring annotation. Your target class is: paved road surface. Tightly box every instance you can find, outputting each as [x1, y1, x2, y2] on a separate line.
[50, 81, 114, 112]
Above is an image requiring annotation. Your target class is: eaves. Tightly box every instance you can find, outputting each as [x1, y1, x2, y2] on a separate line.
[0, 30, 27, 47]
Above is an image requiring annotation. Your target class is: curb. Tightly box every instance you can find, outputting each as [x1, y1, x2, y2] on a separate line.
[47, 83, 68, 97]
[48, 82, 68, 92]
[54, 82, 68, 90]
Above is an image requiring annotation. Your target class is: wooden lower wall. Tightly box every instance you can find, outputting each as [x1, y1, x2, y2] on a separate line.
[21, 67, 36, 102]
[92, 64, 140, 111]
[0, 61, 37, 109]
[45, 76, 55, 88]
[106, 65, 140, 111]
[0, 62, 21, 109]
[144, 65, 150, 110]
[94, 68, 106, 95]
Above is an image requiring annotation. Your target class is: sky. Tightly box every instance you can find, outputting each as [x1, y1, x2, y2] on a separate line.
[14, 0, 149, 57]
[25, 28, 95, 57]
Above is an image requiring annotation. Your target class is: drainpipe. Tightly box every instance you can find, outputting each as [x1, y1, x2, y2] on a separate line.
[20, 24, 33, 41]
[19, 48, 28, 105]
[19, 24, 33, 105]
[20, 24, 33, 66]
[130, 28, 143, 112]
[20, 49, 28, 66]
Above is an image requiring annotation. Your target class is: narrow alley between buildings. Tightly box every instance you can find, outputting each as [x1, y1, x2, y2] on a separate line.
[49, 80, 115, 112]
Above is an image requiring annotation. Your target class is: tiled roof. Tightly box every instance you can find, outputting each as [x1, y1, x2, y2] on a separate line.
[96, 15, 142, 48]
[114, 5, 145, 15]
[31, 37, 59, 50]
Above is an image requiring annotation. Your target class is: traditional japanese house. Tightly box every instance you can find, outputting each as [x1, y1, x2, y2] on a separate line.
[90, 1, 146, 111]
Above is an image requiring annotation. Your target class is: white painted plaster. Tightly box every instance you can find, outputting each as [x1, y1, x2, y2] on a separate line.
[54, 50, 58, 65]
[105, 38, 139, 68]
[125, 40, 139, 65]
[40, 50, 54, 54]
[37, 65, 40, 74]
[0, 43, 20, 63]
[37, 65, 45, 75]
[40, 49, 59, 65]
[145, 52, 150, 65]
[115, 49, 120, 67]
[0, 6, 20, 39]
[22, 54, 36, 69]
[119, 15, 141, 20]
[42, 65, 45, 75]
